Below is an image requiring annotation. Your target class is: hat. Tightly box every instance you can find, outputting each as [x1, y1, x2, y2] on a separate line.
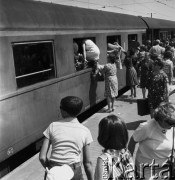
[46, 165, 74, 180]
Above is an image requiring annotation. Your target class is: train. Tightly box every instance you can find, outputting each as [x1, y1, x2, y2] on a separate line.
[0, 0, 175, 176]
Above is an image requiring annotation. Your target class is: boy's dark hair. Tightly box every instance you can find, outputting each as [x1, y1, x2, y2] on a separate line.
[98, 115, 128, 150]
[60, 96, 83, 117]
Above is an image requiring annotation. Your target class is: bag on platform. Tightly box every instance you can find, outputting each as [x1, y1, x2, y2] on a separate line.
[137, 98, 150, 116]
[46, 164, 74, 180]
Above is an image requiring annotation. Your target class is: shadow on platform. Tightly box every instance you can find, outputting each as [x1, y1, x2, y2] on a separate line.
[117, 95, 138, 103]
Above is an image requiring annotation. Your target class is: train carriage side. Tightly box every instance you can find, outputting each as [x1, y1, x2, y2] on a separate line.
[140, 17, 175, 43]
[0, 0, 147, 168]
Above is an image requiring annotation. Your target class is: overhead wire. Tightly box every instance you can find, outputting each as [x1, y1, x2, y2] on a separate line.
[49, 0, 175, 20]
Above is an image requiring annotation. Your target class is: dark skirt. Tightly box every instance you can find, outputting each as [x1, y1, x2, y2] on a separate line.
[126, 67, 138, 86]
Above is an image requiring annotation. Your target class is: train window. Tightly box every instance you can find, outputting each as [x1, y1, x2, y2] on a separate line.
[12, 41, 56, 88]
[128, 34, 140, 50]
[73, 37, 97, 71]
[107, 35, 121, 46]
[159, 31, 168, 41]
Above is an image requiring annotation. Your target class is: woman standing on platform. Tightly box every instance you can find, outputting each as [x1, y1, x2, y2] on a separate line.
[98, 51, 118, 113]
[123, 49, 138, 98]
[128, 102, 175, 180]
[147, 57, 169, 118]
[139, 52, 153, 99]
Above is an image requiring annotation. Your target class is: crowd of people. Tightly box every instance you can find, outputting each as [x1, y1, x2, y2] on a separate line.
[39, 38, 175, 180]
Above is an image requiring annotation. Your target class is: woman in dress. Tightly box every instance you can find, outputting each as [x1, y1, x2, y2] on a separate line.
[98, 51, 118, 113]
[139, 52, 153, 99]
[147, 57, 169, 118]
[124, 49, 138, 98]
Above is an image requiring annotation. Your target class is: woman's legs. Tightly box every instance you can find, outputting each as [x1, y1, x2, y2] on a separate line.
[130, 86, 134, 97]
[107, 97, 111, 111]
[133, 85, 137, 97]
[130, 85, 136, 97]
[142, 87, 146, 99]
[111, 97, 115, 111]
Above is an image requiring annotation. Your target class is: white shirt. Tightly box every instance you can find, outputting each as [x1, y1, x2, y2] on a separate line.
[133, 119, 174, 167]
[44, 117, 93, 164]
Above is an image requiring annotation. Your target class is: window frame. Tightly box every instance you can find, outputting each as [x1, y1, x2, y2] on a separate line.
[12, 40, 56, 88]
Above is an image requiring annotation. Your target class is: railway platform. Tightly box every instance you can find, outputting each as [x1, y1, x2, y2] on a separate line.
[2, 85, 175, 180]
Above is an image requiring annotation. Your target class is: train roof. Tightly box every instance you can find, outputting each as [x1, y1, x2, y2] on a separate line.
[0, 0, 147, 31]
[140, 17, 175, 29]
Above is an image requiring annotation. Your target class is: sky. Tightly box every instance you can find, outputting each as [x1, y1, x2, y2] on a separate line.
[35, 0, 175, 21]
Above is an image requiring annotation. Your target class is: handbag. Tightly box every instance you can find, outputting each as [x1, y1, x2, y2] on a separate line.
[91, 70, 104, 82]
[137, 98, 150, 116]
[46, 164, 74, 180]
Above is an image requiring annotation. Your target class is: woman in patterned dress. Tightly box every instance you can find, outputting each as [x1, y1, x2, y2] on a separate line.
[147, 57, 169, 118]
[124, 49, 138, 98]
[98, 51, 118, 112]
[139, 52, 153, 99]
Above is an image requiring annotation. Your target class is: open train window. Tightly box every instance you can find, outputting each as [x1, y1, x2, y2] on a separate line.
[107, 35, 121, 46]
[73, 37, 97, 71]
[128, 34, 140, 50]
[12, 41, 56, 88]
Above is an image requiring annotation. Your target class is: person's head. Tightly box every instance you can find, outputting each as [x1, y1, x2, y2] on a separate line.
[97, 115, 128, 150]
[140, 45, 147, 52]
[127, 49, 135, 57]
[164, 51, 173, 60]
[145, 52, 150, 61]
[155, 39, 160, 45]
[146, 40, 151, 45]
[153, 57, 164, 70]
[60, 96, 83, 117]
[107, 50, 118, 63]
[154, 102, 175, 129]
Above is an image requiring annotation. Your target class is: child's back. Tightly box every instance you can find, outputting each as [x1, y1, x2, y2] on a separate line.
[39, 96, 94, 180]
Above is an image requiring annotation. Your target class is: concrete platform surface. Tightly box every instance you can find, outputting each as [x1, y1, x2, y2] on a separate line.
[2, 85, 175, 180]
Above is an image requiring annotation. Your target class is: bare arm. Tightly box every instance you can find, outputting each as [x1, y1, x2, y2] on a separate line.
[82, 43, 87, 61]
[94, 158, 103, 180]
[39, 137, 51, 168]
[83, 144, 94, 180]
[128, 135, 137, 156]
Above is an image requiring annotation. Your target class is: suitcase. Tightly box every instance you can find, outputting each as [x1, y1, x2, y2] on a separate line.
[137, 98, 150, 116]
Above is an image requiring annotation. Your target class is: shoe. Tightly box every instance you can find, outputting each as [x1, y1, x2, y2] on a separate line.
[106, 109, 112, 113]
[111, 107, 115, 111]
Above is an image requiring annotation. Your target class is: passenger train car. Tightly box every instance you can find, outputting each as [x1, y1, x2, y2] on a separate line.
[3, 0, 175, 176]
[0, 0, 147, 170]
